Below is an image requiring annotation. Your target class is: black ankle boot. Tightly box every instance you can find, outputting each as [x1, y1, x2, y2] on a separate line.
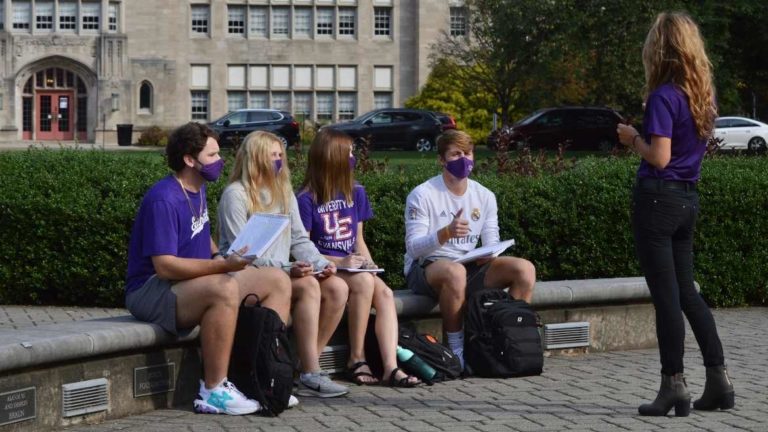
[638, 373, 691, 417]
[693, 365, 735, 411]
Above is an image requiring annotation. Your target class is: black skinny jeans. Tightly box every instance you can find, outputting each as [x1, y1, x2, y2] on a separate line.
[631, 184, 724, 375]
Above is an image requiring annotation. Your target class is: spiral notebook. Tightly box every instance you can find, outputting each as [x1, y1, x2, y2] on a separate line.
[227, 213, 290, 259]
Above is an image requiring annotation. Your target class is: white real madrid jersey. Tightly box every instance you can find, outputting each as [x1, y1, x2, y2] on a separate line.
[404, 175, 500, 274]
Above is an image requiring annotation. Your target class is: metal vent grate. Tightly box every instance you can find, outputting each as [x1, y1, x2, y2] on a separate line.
[319, 344, 349, 373]
[62, 378, 109, 418]
[543, 322, 590, 349]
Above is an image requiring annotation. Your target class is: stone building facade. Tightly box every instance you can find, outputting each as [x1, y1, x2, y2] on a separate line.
[0, 0, 467, 144]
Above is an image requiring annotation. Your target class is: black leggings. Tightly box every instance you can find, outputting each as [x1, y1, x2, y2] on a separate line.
[631, 185, 724, 375]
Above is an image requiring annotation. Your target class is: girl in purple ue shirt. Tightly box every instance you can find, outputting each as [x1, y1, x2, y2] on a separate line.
[617, 12, 734, 417]
[297, 128, 421, 387]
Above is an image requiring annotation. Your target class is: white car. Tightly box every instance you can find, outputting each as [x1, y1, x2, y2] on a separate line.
[714, 116, 768, 151]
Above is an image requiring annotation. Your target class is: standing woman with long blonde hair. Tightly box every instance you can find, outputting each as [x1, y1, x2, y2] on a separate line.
[296, 128, 421, 387]
[618, 12, 734, 417]
[217, 131, 350, 399]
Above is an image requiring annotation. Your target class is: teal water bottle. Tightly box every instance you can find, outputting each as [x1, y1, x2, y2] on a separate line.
[396, 345, 437, 381]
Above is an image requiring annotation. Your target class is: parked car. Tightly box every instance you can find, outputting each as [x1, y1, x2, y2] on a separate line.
[431, 111, 457, 131]
[325, 108, 443, 152]
[488, 106, 625, 151]
[209, 109, 300, 148]
[714, 116, 768, 151]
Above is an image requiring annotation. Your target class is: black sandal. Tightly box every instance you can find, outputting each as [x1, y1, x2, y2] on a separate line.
[384, 367, 421, 388]
[347, 361, 379, 385]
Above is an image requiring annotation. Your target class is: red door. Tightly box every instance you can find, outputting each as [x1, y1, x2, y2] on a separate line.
[36, 92, 74, 140]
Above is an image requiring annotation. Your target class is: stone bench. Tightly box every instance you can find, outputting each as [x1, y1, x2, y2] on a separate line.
[0, 277, 662, 431]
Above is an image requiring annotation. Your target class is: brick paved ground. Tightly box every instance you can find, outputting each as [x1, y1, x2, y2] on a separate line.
[3, 306, 765, 431]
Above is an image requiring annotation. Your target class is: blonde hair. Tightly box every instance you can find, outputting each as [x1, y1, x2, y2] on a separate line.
[302, 128, 355, 205]
[228, 131, 292, 215]
[642, 12, 717, 138]
[437, 129, 474, 158]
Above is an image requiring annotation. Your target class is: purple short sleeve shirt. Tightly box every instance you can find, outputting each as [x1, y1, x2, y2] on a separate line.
[637, 83, 707, 182]
[296, 185, 374, 257]
[125, 175, 211, 293]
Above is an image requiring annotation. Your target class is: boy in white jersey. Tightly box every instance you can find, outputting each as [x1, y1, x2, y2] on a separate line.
[404, 130, 536, 369]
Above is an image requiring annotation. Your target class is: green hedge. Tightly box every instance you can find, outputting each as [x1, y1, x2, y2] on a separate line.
[1, 148, 766, 307]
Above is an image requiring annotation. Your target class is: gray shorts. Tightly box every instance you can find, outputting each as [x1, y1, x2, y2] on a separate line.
[406, 259, 491, 299]
[125, 275, 179, 335]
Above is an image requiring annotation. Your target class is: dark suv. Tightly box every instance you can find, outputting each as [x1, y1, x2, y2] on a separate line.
[209, 109, 300, 148]
[326, 108, 443, 152]
[488, 107, 625, 151]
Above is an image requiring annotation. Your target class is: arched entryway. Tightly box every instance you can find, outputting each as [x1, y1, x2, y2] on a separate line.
[16, 57, 96, 142]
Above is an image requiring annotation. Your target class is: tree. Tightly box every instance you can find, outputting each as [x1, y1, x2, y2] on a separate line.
[432, 0, 567, 125]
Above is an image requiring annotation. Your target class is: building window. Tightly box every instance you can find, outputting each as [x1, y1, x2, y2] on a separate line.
[228, 65, 246, 88]
[191, 5, 209, 35]
[338, 93, 356, 120]
[316, 7, 333, 37]
[59, 1, 77, 31]
[108, 2, 118, 32]
[374, 7, 391, 37]
[81, 1, 100, 31]
[294, 66, 312, 89]
[190, 65, 210, 88]
[249, 7, 267, 37]
[374, 66, 393, 89]
[338, 8, 355, 37]
[23, 97, 33, 132]
[271, 7, 289, 37]
[227, 92, 246, 112]
[0, 1, 4, 30]
[249, 92, 268, 109]
[338, 66, 356, 90]
[294, 7, 311, 38]
[228, 5, 245, 35]
[450, 7, 467, 37]
[139, 81, 152, 113]
[272, 92, 290, 112]
[191, 91, 209, 121]
[271, 66, 290, 89]
[374, 93, 392, 109]
[316, 66, 334, 88]
[35, 1, 54, 31]
[316, 93, 333, 123]
[12, 1, 31, 30]
[294, 93, 312, 121]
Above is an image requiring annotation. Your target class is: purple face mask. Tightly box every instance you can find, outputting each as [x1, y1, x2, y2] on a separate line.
[349, 155, 356, 171]
[197, 158, 225, 182]
[445, 157, 474, 179]
[273, 159, 283, 175]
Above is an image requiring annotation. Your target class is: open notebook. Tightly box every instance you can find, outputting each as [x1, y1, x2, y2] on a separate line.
[453, 239, 516, 264]
[227, 213, 290, 260]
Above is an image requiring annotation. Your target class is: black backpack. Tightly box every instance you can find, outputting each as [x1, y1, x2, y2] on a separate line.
[228, 294, 295, 416]
[464, 289, 543, 378]
[398, 325, 463, 382]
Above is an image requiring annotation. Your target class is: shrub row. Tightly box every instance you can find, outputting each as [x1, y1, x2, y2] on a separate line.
[1, 148, 766, 307]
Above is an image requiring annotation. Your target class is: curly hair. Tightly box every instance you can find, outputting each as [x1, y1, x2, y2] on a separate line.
[166, 122, 219, 172]
[642, 12, 717, 139]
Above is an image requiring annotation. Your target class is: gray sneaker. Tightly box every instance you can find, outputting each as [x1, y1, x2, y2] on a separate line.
[297, 371, 349, 398]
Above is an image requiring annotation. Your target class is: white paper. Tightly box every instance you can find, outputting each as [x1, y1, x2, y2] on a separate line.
[227, 213, 289, 259]
[453, 239, 516, 264]
[338, 267, 385, 273]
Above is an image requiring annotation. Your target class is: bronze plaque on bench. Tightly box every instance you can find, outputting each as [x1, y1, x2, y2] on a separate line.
[134, 363, 175, 397]
[0, 387, 35, 426]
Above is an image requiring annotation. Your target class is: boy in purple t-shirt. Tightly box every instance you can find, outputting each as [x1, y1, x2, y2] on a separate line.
[125, 123, 293, 415]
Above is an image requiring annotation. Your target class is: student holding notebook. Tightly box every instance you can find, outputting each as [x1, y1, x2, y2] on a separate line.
[297, 128, 421, 387]
[217, 131, 349, 399]
[403, 129, 536, 370]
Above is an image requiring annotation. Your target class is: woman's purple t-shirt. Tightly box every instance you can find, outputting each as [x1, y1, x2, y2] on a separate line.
[125, 175, 211, 293]
[637, 83, 707, 182]
[296, 185, 374, 257]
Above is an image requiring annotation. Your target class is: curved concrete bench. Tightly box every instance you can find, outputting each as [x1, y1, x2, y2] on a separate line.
[0, 315, 198, 374]
[394, 276, 669, 318]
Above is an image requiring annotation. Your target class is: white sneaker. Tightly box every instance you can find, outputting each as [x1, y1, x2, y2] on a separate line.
[193, 379, 261, 415]
[288, 394, 300, 408]
[297, 371, 349, 398]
